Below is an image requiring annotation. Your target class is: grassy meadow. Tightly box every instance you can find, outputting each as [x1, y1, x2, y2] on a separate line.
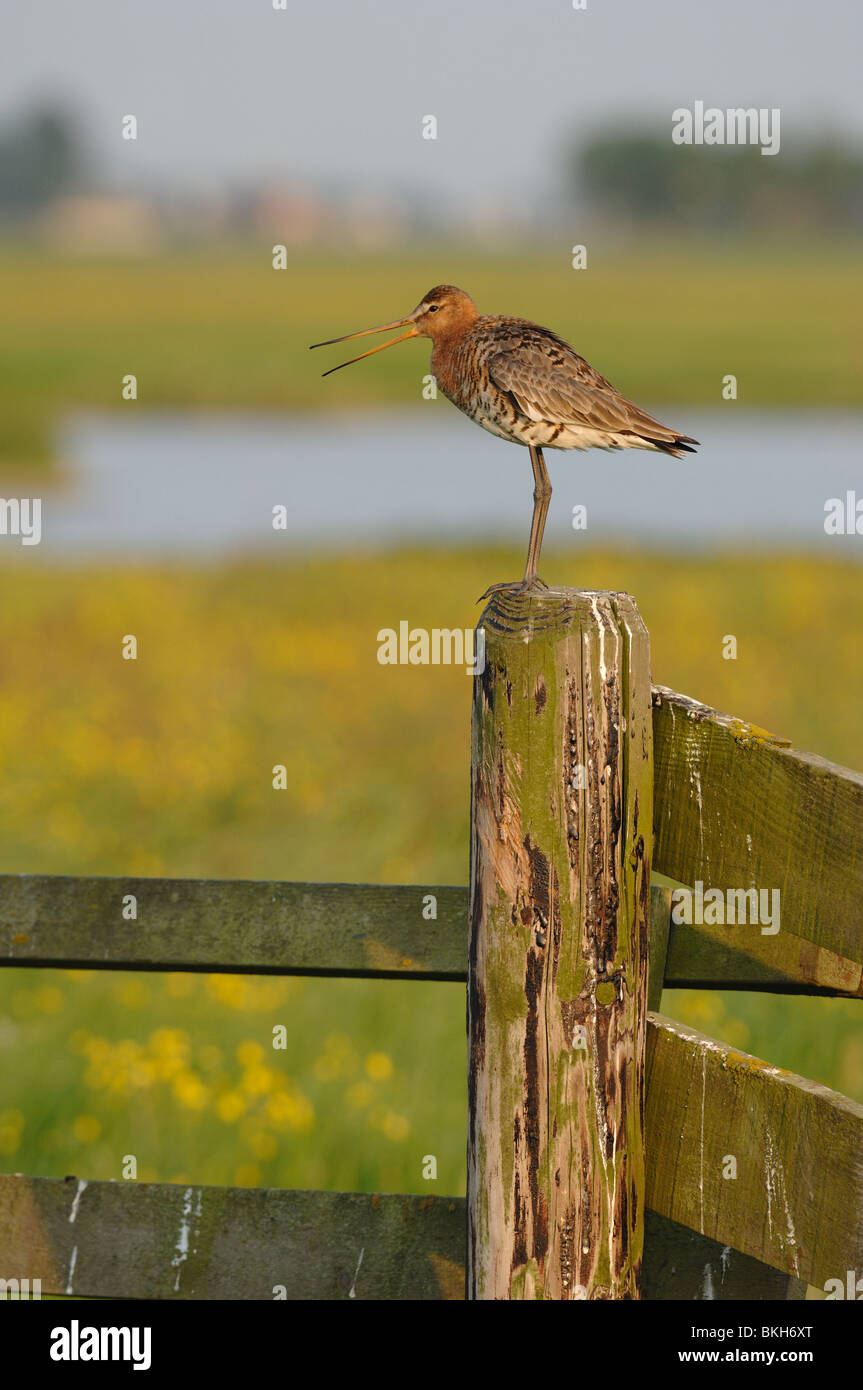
[1, 238, 862, 470]
[0, 546, 862, 1198]
[0, 239, 861, 1201]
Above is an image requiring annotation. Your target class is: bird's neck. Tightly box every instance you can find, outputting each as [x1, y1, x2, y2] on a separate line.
[430, 327, 471, 398]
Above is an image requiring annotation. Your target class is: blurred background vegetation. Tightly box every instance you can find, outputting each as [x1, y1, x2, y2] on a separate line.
[1, 106, 863, 472]
[0, 97, 861, 1202]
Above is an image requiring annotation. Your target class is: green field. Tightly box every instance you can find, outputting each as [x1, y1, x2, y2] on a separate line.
[0, 547, 861, 1197]
[1, 239, 862, 468]
[1, 236, 860, 1200]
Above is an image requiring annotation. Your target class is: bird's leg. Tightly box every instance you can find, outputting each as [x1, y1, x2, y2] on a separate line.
[477, 446, 552, 603]
[523, 445, 551, 586]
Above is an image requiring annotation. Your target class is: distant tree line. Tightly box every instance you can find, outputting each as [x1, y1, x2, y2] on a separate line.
[576, 129, 863, 231]
[0, 106, 86, 213]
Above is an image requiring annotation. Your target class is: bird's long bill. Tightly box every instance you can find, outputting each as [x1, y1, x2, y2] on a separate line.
[309, 314, 419, 376]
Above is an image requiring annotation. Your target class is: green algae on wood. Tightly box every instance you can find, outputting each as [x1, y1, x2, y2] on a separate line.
[467, 588, 652, 1299]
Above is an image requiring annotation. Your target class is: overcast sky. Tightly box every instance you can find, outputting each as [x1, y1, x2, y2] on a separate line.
[3, 0, 862, 204]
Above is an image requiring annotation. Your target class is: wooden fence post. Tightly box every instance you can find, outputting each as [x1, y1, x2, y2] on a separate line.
[467, 589, 653, 1299]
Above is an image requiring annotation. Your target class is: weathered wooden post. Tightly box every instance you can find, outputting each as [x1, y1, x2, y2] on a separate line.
[468, 588, 652, 1299]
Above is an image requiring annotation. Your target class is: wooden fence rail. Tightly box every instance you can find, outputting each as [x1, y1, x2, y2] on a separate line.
[653, 687, 863, 994]
[1, 873, 860, 996]
[1, 588, 861, 1300]
[0, 1176, 809, 1302]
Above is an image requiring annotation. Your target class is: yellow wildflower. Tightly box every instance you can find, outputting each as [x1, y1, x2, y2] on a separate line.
[365, 1052, 393, 1082]
[73, 1115, 101, 1144]
[172, 1072, 208, 1111]
[217, 1091, 247, 1123]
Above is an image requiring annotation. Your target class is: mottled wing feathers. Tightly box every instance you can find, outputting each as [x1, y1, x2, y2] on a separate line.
[487, 328, 698, 456]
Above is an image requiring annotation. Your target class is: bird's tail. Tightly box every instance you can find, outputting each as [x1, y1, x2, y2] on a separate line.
[650, 433, 699, 458]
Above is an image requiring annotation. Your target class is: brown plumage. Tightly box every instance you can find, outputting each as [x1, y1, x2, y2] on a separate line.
[311, 285, 698, 592]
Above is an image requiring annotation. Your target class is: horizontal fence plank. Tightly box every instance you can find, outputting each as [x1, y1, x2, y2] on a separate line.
[646, 1013, 863, 1290]
[0, 1175, 809, 1301]
[2, 873, 858, 995]
[0, 1178, 465, 1301]
[643, 1212, 807, 1301]
[0, 875, 466, 981]
[652, 685, 863, 973]
[663, 915, 863, 995]
[648, 885, 673, 1011]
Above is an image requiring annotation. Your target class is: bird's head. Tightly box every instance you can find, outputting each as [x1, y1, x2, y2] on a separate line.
[411, 285, 480, 338]
[310, 285, 479, 376]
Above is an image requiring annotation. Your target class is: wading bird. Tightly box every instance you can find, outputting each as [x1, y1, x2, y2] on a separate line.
[311, 286, 698, 594]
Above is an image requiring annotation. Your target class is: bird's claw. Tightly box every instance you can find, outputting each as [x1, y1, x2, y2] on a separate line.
[477, 577, 550, 604]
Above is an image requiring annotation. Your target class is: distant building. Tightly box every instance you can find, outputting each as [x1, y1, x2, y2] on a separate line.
[39, 195, 162, 255]
[254, 185, 326, 245]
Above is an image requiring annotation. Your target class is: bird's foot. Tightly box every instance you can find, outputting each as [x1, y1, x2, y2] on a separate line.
[477, 576, 550, 604]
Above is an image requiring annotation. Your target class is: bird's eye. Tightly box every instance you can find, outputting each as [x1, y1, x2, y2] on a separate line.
[427, 304, 439, 313]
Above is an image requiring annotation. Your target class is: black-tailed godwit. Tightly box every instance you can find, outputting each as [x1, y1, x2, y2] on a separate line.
[311, 285, 698, 593]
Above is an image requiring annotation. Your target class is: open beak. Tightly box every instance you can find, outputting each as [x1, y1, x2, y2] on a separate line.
[310, 313, 419, 376]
